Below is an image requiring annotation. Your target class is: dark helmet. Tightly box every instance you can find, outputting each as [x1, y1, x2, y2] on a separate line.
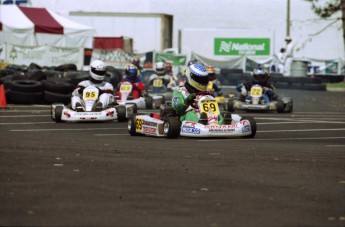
[253, 67, 269, 84]
[125, 64, 140, 82]
[89, 60, 106, 83]
[206, 65, 216, 81]
[132, 56, 140, 67]
[185, 63, 209, 93]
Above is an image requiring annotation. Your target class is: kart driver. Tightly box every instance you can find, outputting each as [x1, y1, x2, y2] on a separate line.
[236, 66, 277, 103]
[117, 64, 145, 100]
[71, 60, 115, 112]
[149, 62, 177, 90]
[172, 63, 231, 125]
[206, 65, 222, 97]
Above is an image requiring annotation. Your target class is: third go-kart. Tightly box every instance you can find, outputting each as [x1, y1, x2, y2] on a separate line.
[116, 81, 157, 109]
[146, 77, 178, 107]
[128, 91, 256, 138]
[51, 85, 133, 123]
[227, 84, 293, 113]
[117, 81, 166, 109]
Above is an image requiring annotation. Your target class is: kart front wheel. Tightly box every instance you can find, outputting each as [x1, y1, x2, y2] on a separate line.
[128, 114, 141, 136]
[241, 116, 256, 138]
[163, 117, 180, 139]
[54, 106, 63, 123]
[117, 105, 127, 122]
[277, 99, 285, 113]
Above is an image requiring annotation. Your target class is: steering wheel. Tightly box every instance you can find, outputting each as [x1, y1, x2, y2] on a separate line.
[189, 91, 214, 109]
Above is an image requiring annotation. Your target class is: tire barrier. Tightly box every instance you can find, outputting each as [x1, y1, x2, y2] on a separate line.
[0, 63, 126, 105]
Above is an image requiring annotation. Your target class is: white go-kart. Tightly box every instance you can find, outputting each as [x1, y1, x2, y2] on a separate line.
[51, 85, 134, 123]
[128, 91, 257, 138]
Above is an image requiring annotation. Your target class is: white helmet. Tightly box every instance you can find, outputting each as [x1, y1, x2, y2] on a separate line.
[89, 60, 106, 83]
[155, 62, 166, 76]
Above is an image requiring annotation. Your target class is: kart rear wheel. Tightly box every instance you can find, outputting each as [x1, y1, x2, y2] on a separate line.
[117, 105, 127, 122]
[277, 99, 285, 113]
[163, 117, 180, 138]
[128, 114, 141, 136]
[145, 96, 153, 109]
[241, 116, 256, 138]
[227, 99, 235, 112]
[54, 106, 63, 123]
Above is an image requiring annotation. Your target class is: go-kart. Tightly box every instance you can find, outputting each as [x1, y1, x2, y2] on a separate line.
[146, 77, 178, 107]
[128, 91, 256, 138]
[51, 85, 134, 123]
[227, 84, 293, 113]
[116, 81, 161, 110]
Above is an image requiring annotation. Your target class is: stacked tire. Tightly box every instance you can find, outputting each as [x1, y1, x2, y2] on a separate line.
[42, 80, 75, 104]
[6, 80, 44, 104]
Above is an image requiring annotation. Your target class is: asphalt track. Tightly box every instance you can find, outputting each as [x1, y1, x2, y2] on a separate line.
[1, 89, 345, 227]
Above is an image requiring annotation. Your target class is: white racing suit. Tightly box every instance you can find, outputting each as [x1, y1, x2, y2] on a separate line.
[71, 80, 115, 110]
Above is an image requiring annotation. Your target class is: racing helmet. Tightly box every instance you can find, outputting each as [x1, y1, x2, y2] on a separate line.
[206, 66, 216, 81]
[253, 67, 269, 84]
[125, 64, 140, 82]
[89, 60, 107, 83]
[185, 63, 209, 92]
[155, 62, 166, 76]
[132, 56, 140, 67]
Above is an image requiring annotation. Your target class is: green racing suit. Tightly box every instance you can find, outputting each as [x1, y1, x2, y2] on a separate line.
[172, 86, 224, 124]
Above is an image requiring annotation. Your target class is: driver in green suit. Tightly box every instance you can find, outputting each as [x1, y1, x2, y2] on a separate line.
[172, 63, 229, 125]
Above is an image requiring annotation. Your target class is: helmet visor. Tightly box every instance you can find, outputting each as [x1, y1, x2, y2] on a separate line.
[91, 67, 106, 76]
[190, 72, 209, 86]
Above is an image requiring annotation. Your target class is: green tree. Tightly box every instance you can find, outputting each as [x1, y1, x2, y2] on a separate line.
[305, 0, 345, 47]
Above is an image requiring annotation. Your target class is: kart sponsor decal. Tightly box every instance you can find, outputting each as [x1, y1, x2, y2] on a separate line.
[142, 120, 158, 127]
[63, 111, 71, 118]
[136, 118, 142, 132]
[208, 115, 218, 122]
[184, 121, 197, 127]
[205, 124, 239, 129]
[143, 127, 157, 135]
[240, 120, 251, 133]
[172, 97, 179, 107]
[75, 112, 102, 116]
[209, 128, 235, 133]
[181, 126, 200, 134]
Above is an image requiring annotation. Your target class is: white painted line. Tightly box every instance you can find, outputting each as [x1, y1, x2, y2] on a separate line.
[259, 128, 345, 133]
[198, 137, 345, 142]
[94, 134, 129, 136]
[10, 128, 127, 132]
[0, 115, 50, 118]
[0, 122, 54, 125]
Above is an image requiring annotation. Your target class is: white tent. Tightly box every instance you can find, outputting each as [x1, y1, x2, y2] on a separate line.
[0, 5, 94, 48]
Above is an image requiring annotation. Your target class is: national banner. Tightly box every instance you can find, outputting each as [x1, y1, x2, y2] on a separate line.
[155, 52, 187, 66]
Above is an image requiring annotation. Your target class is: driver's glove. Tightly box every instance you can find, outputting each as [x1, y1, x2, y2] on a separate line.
[185, 93, 196, 105]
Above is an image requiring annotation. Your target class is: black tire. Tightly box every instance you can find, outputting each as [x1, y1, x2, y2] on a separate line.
[44, 91, 71, 104]
[10, 80, 43, 92]
[54, 106, 63, 123]
[227, 99, 235, 112]
[145, 96, 153, 109]
[241, 116, 256, 138]
[128, 114, 141, 136]
[161, 95, 166, 104]
[117, 105, 127, 122]
[27, 70, 47, 81]
[55, 64, 77, 72]
[277, 100, 285, 113]
[6, 90, 43, 104]
[42, 80, 74, 94]
[163, 117, 181, 138]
